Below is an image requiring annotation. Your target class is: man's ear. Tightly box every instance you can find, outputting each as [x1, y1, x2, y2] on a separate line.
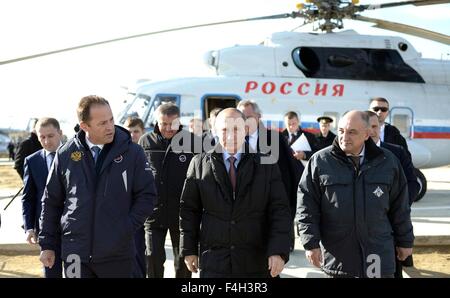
[79, 122, 88, 132]
[364, 129, 370, 141]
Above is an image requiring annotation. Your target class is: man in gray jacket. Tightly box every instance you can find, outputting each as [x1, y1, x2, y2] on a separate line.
[298, 110, 413, 278]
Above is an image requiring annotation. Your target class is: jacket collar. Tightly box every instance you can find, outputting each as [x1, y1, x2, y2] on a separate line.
[74, 125, 131, 174]
[331, 136, 384, 164]
[209, 144, 256, 202]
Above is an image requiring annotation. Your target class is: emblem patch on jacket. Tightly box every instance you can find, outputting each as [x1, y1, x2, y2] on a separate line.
[71, 151, 82, 162]
[373, 186, 384, 198]
[179, 154, 187, 163]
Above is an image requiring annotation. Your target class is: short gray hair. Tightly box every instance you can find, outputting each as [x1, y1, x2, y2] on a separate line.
[156, 103, 180, 117]
[237, 100, 262, 115]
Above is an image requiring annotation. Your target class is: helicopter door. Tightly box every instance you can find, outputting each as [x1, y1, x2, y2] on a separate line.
[202, 94, 241, 122]
[389, 107, 414, 139]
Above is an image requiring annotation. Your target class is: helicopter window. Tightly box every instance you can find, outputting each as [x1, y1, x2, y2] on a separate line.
[292, 47, 320, 75]
[118, 93, 151, 125]
[143, 94, 180, 128]
[292, 47, 424, 83]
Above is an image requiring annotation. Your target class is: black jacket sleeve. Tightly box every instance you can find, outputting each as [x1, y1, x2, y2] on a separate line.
[388, 158, 414, 248]
[22, 158, 37, 231]
[267, 163, 292, 263]
[179, 155, 203, 257]
[129, 146, 157, 232]
[298, 157, 322, 250]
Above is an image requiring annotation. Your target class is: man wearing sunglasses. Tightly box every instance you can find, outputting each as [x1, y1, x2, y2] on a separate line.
[369, 97, 409, 155]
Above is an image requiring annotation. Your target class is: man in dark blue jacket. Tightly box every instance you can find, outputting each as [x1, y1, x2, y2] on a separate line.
[39, 95, 156, 278]
[22, 117, 63, 278]
[367, 111, 419, 278]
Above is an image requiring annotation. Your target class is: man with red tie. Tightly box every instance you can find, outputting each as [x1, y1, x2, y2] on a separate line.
[180, 108, 291, 278]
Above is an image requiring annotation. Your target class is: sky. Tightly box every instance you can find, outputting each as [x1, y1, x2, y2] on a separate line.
[0, 0, 449, 134]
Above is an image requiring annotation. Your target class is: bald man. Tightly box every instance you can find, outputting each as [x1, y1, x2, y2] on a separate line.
[298, 110, 413, 278]
[180, 108, 291, 278]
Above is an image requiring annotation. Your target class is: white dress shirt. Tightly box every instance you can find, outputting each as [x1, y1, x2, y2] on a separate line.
[85, 137, 104, 159]
[380, 123, 385, 142]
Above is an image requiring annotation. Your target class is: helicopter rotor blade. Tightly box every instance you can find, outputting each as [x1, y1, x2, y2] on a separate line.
[359, 0, 450, 11]
[354, 15, 450, 45]
[0, 12, 303, 66]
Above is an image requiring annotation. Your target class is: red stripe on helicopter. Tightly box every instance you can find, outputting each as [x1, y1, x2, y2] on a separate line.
[413, 132, 450, 139]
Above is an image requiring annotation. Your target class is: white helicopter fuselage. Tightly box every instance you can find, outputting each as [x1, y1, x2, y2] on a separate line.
[119, 31, 450, 169]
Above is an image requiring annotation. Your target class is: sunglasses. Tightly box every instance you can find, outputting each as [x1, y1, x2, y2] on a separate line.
[372, 107, 389, 112]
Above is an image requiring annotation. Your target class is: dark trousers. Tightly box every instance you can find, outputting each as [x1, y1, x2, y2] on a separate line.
[44, 246, 63, 278]
[64, 258, 134, 278]
[133, 226, 146, 278]
[145, 227, 191, 278]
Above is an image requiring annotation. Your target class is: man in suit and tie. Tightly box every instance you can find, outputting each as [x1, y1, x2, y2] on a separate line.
[22, 117, 63, 278]
[281, 111, 317, 161]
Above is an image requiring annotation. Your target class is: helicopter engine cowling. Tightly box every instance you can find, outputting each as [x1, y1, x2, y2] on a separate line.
[214, 45, 277, 77]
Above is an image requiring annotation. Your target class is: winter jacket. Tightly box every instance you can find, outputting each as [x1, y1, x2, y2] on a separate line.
[39, 126, 156, 263]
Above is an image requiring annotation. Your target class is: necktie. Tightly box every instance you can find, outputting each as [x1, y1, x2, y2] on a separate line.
[92, 146, 101, 164]
[48, 152, 56, 171]
[228, 156, 237, 193]
[245, 135, 250, 144]
[349, 155, 360, 172]
[290, 133, 296, 145]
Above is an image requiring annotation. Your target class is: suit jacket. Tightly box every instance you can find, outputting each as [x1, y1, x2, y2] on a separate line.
[381, 142, 419, 205]
[383, 123, 409, 154]
[281, 127, 318, 160]
[22, 149, 49, 231]
[257, 127, 303, 219]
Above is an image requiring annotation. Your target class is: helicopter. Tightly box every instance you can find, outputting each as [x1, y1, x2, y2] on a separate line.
[1, 0, 449, 201]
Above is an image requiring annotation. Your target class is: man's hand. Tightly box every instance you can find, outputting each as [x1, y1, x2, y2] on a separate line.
[305, 248, 322, 268]
[268, 255, 285, 277]
[293, 151, 306, 160]
[40, 250, 55, 268]
[26, 230, 37, 244]
[396, 247, 413, 261]
[184, 255, 199, 273]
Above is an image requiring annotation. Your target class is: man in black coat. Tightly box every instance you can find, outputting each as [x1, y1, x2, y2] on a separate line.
[14, 118, 42, 179]
[299, 111, 413, 278]
[180, 108, 291, 278]
[139, 103, 198, 278]
[369, 97, 410, 154]
[281, 111, 318, 161]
